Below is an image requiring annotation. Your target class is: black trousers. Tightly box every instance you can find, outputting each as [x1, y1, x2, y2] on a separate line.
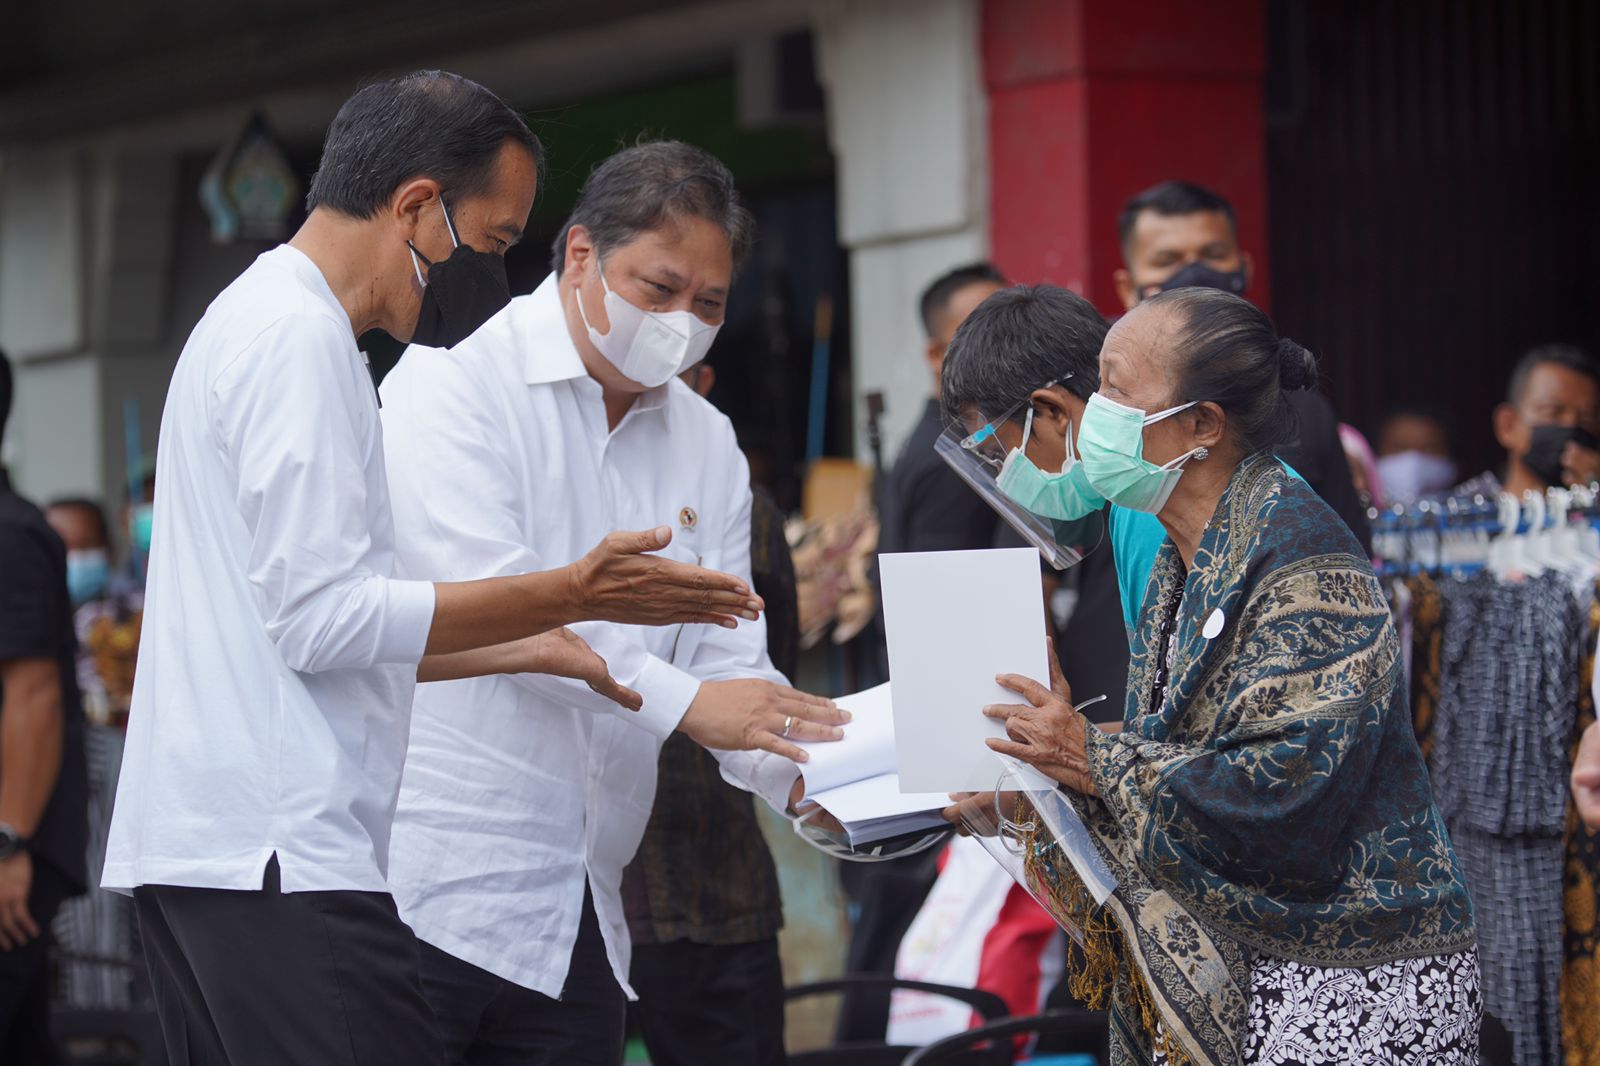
[0, 859, 72, 1065]
[133, 857, 444, 1066]
[418, 888, 624, 1066]
[629, 937, 787, 1066]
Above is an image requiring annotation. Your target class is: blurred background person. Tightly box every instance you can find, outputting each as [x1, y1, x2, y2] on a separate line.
[45, 496, 145, 1015]
[877, 263, 1008, 560]
[1338, 423, 1384, 511]
[838, 261, 1017, 1044]
[45, 498, 143, 729]
[619, 358, 801, 1066]
[0, 349, 90, 1062]
[1374, 407, 1456, 505]
[1459, 343, 1600, 499]
[1112, 179, 1370, 550]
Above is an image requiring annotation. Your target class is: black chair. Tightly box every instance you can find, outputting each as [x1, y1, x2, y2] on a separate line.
[786, 975, 1011, 1066]
[52, 1007, 167, 1066]
[900, 1008, 1109, 1066]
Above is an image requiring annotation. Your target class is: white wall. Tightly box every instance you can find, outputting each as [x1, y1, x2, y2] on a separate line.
[814, 0, 989, 461]
[0, 144, 178, 506]
[0, 149, 98, 499]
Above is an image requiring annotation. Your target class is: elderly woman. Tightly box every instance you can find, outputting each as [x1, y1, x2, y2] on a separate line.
[980, 287, 1479, 1065]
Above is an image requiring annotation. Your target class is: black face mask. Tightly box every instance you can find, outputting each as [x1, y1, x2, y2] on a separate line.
[1522, 423, 1600, 487]
[1138, 259, 1247, 302]
[407, 200, 511, 349]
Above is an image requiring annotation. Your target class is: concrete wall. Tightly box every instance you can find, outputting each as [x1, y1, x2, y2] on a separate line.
[814, 0, 989, 461]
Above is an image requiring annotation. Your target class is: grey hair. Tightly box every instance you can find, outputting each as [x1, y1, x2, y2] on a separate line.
[551, 140, 754, 275]
[940, 285, 1107, 427]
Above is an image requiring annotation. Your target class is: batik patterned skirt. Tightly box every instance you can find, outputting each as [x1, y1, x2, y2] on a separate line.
[1152, 948, 1481, 1065]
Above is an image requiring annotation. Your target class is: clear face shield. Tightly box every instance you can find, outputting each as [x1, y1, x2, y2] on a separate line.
[947, 754, 1119, 943]
[790, 805, 953, 863]
[937, 384, 1106, 571]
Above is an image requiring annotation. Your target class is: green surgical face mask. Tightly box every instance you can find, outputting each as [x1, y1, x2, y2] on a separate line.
[995, 406, 1107, 521]
[1077, 392, 1204, 514]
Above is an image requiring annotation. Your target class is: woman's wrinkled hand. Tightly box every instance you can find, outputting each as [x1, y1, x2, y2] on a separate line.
[982, 642, 1097, 795]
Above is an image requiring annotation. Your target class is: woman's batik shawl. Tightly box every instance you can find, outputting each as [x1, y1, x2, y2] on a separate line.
[1052, 452, 1475, 1065]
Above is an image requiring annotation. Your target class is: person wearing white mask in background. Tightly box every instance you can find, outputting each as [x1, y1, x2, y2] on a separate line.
[379, 141, 847, 1065]
[1375, 407, 1457, 505]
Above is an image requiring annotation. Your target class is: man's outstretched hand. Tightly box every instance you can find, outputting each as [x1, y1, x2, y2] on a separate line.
[571, 528, 765, 630]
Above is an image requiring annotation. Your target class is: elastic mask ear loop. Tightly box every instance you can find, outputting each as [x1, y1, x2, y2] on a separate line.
[1064, 419, 1078, 465]
[1142, 400, 1197, 426]
[1019, 404, 1035, 451]
[407, 198, 460, 289]
[438, 197, 460, 249]
[1155, 405, 1209, 472]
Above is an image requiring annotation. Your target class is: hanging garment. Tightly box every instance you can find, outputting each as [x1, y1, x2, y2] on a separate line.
[1408, 572, 1446, 766]
[1432, 571, 1581, 1066]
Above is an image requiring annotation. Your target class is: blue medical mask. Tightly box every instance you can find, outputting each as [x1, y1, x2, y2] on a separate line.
[1077, 392, 1205, 514]
[67, 548, 110, 606]
[995, 407, 1106, 522]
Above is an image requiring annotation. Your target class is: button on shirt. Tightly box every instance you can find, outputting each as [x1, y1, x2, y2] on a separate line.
[102, 246, 437, 895]
[380, 274, 798, 998]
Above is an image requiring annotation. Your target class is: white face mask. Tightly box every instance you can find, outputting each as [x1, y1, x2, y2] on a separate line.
[575, 260, 721, 388]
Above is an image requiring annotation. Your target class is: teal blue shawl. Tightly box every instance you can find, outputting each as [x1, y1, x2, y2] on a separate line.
[1044, 453, 1474, 1065]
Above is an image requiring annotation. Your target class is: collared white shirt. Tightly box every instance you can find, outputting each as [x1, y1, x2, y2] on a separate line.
[380, 274, 798, 998]
[103, 246, 437, 895]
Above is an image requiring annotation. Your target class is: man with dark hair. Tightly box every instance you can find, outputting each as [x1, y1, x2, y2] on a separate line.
[0, 348, 90, 1062]
[1112, 179, 1369, 549]
[1482, 343, 1600, 495]
[101, 75, 782, 1066]
[380, 140, 842, 1064]
[879, 262, 1009, 559]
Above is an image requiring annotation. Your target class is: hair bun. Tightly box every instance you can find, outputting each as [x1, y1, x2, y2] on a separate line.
[1277, 337, 1318, 391]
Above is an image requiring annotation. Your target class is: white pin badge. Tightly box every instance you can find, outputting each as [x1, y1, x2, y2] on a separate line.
[1202, 608, 1226, 640]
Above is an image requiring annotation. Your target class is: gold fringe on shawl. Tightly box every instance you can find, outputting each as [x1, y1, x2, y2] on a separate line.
[1018, 800, 1194, 1065]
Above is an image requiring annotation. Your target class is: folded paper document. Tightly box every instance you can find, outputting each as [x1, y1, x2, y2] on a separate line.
[793, 683, 949, 846]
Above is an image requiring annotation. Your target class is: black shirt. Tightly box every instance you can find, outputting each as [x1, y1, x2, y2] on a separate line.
[0, 467, 89, 892]
[1281, 391, 1372, 553]
[879, 399, 1009, 556]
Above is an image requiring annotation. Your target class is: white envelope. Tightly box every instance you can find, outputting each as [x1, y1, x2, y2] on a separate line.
[879, 547, 1049, 792]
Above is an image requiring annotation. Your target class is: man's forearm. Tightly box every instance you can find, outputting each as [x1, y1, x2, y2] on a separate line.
[418, 640, 528, 683]
[425, 569, 579, 656]
[0, 660, 63, 837]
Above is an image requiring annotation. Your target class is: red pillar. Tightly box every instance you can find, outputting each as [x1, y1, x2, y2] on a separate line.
[983, 0, 1269, 317]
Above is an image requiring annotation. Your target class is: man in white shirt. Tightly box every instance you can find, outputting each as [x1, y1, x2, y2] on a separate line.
[380, 141, 840, 1064]
[103, 75, 835, 1066]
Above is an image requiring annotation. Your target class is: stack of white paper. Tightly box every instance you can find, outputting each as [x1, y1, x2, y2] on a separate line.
[794, 684, 950, 845]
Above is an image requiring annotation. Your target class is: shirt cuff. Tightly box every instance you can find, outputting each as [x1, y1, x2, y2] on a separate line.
[717, 752, 801, 815]
[377, 578, 437, 665]
[628, 655, 702, 740]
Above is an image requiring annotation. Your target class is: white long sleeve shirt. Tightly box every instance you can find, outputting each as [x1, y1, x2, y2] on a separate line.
[379, 274, 798, 998]
[103, 245, 437, 895]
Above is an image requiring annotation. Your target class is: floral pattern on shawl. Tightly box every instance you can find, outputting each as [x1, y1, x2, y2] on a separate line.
[1049, 453, 1476, 1066]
